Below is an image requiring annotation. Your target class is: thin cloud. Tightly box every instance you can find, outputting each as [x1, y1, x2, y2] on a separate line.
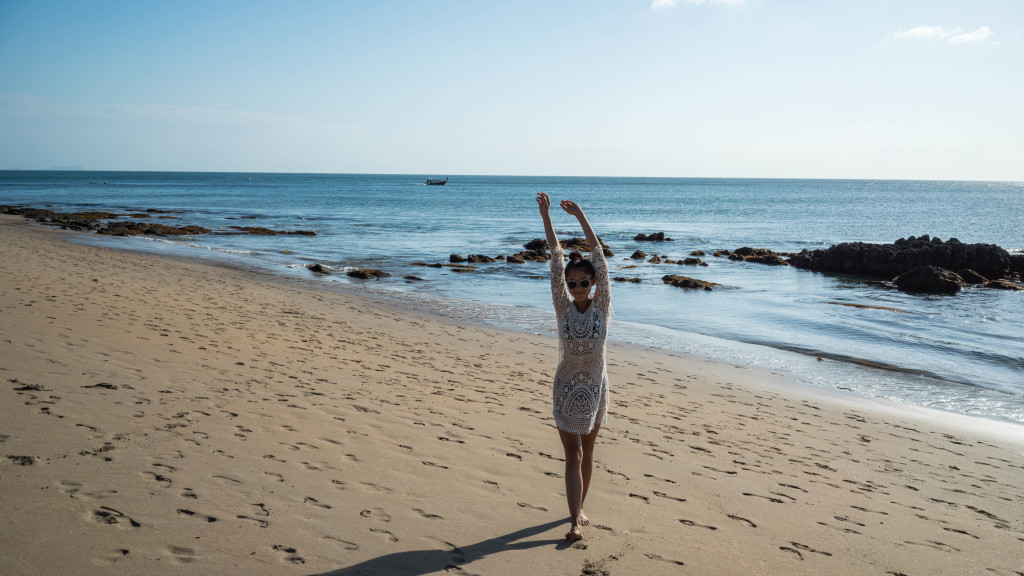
[893, 26, 959, 40]
[949, 26, 993, 44]
[893, 25, 994, 44]
[651, 0, 744, 10]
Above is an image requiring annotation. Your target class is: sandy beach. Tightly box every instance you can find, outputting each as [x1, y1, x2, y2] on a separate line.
[1, 214, 1022, 575]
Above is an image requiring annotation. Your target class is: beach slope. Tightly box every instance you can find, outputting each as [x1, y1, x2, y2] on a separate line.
[1, 216, 1022, 575]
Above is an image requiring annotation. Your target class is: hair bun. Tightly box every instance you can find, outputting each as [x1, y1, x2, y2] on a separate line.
[568, 250, 584, 262]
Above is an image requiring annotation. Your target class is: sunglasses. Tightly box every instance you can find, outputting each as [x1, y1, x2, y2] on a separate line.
[566, 280, 591, 289]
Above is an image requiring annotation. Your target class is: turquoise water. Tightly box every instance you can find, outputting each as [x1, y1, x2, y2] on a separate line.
[3, 171, 1022, 424]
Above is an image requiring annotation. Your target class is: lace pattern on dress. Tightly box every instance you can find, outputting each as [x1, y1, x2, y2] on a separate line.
[549, 243, 612, 434]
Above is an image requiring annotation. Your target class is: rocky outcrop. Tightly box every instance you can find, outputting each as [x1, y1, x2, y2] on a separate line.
[957, 269, 988, 284]
[613, 277, 643, 283]
[893, 266, 963, 294]
[306, 263, 333, 274]
[662, 275, 720, 291]
[635, 232, 672, 242]
[729, 247, 788, 266]
[347, 269, 390, 280]
[690, 250, 706, 256]
[524, 238, 547, 251]
[984, 279, 1023, 290]
[449, 254, 467, 263]
[467, 254, 496, 263]
[713, 250, 731, 258]
[226, 226, 316, 236]
[97, 222, 211, 236]
[678, 258, 708, 267]
[630, 250, 647, 260]
[790, 236, 1012, 280]
[648, 255, 662, 264]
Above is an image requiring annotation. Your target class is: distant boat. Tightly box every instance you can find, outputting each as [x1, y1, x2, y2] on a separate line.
[425, 177, 448, 186]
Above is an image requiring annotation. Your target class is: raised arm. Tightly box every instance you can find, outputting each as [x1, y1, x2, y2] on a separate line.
[559, 200, 600, 253]
[537, 192, 560, 252]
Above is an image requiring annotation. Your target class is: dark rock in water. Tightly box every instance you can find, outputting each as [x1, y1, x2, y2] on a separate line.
[635, 232, 673, 242]
[508, 250, 549, 263]
[560, 237, 590, 250]
[1011, 254, 1024, 274]
[524, 238, 548, 251]
[630, 250, 647, 260]
[713, 250, 731, 257]
[229, 226, 278, 235]
[648, 255, 662, 264]
[467, 254, 496, 263]
[893, 266, 963, 294]
[790, 237, 1012, 280]
[957, 269, 988, 284]
[306, 263, 333, 274]
[690, 250, 706, 256]
[96, 221, 211, 236]
[729, 247, 788, 266]
[404, 275, 424, 281]
[411, 262, 444, 268]
[662, 274, 720, 291]
[679, 257, 708, 267]
[613, 277, 643, 283]
[449, 254, 467, 263]
[347, 269, 390, 279]
[984, 279, 1023, 290]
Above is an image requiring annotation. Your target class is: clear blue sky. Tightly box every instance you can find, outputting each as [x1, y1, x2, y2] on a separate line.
[1, 0, 1021, 179]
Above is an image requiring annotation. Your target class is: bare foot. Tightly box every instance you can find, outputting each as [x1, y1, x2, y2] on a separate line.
[578, 511, 590, 526]
[565, 527, 583, 542]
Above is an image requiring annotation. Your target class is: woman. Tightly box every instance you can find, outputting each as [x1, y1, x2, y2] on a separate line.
[536, 192, 612, 542]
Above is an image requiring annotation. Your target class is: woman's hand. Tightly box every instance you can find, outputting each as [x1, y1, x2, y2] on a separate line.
[560, 200, 585, 218]
[536, 192, 552, 215]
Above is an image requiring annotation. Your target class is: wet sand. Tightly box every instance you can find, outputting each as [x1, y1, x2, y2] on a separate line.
[1, 215, 1022, 575]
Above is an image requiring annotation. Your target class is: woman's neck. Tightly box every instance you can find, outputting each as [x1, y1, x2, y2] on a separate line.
[573, 297, 592, 313]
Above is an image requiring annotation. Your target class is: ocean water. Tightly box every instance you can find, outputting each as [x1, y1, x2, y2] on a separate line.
[2, 171, 1022, 425]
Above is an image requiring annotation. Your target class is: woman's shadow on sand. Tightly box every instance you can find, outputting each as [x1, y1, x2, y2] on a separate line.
[310, 518, 572, 576]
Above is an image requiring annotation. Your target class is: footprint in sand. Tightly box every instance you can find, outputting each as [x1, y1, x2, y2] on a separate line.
[272, 544, 305, 564]
[369, 528, 398, 543]
[177, 508, 217, 523]
[91, 506, 140, 528]
[422, 460, 449, 469]
[322, 537, 359, 551]
[517, 502, 548, 512]
[304, 497, 331, 509]
[168, 546, 197, 564]
[412, 508, 444, 520]
[91, 549, 130, 566]
[727, 514, 757, 528]
[237, 515, 269, 528]
[645, 553, 685, 566]
[678, 519, 717, 531]
[139, 471, 172, 488]
[360, 508, 392, 522]
[780, 542, 832, 560]
[359, 481, 392, 493]
[212, 474, 241, 485]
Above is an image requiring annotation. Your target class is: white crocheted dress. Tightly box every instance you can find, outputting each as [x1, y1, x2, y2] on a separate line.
[549, 244, 613, 435]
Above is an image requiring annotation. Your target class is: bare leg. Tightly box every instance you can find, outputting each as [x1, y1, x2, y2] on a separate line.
[579, 423, 600, 526]
[558, 428, 585, 539]
[559, 424, 601, 537]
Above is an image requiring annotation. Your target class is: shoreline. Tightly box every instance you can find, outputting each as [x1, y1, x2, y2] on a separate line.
[15, 212, 1024, 433]
[2, 215, 1023, 575]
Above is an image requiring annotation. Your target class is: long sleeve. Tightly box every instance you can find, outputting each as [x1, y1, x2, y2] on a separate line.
[589, 246, 613, 320]
[549, 244, 570, 316]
